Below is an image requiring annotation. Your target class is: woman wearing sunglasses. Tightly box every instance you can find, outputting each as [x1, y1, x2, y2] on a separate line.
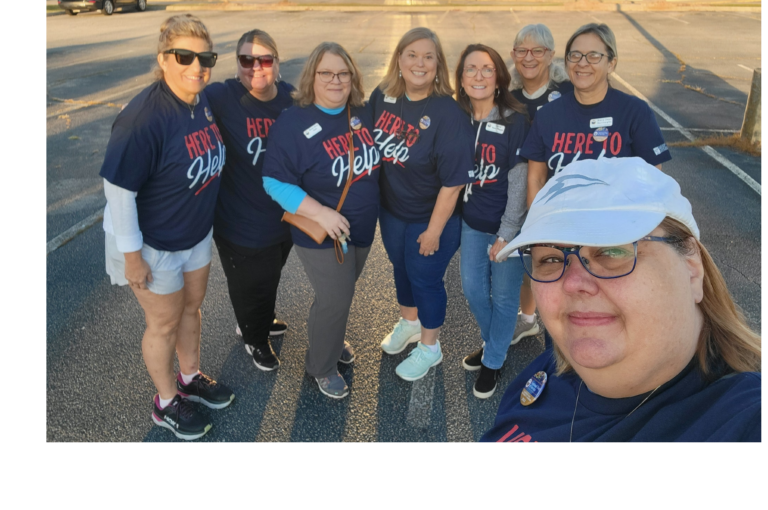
[100, 14, 232, 440]
[507, 23, 572, 349]
[371, 27, 475, 382]
[483, 158, 761, 442]
[262, 42, 381, 399]
[452, 44, 530, 399]
[204, 30, 295, 372]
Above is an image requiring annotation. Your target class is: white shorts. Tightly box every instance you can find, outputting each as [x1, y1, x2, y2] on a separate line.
[105, 228, 213, 295]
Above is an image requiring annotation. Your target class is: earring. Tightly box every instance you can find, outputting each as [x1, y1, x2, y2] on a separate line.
[435, 75, 439, 83]
[495, 88, 500, 97]
[276, 73, 282, 83]
[398, 69, 402, 78]
[459, 87, 466, 97]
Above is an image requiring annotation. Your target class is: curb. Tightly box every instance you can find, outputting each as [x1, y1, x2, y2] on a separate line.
[164, 3, 761, 13]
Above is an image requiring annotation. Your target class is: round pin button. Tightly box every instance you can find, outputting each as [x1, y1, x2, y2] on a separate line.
[520, 371, 548, 406]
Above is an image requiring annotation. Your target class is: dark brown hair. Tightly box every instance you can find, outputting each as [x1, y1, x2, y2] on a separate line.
[453, 44, 526, 123]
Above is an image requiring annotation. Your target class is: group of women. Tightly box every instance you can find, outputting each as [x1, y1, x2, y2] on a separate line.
[100, 14, 759, 441]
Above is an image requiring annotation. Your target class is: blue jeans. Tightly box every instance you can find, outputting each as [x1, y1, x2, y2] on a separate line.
[379, 207, 461, 329]
[460, 221, 525, 369]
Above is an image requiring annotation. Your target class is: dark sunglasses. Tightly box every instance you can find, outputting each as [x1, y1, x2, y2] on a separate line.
[164, 49, 218, 68]
[237, 54, 276, 69]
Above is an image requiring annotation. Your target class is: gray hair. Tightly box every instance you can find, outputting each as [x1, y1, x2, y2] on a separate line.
[509, 23, 569, 90]
[565, 23, 618, 64]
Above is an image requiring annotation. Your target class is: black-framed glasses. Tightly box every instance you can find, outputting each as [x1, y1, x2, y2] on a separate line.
[164, 49, 218, 68]
[566, 51, 608, 64]
[238, 54, 276, 69]
[518, 236, 682, 283]
[464, 67, 496, 78]
[316, 71, 352, 83]
[396, 128, 420, 144]
[513, 47, 549, 59]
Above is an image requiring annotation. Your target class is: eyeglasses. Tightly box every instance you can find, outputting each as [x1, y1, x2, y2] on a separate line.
[566, 51, 608, 64]
[463, 67, 495, 78]
[238, 54, 276, 69]
[518, 236, 682, 283]
[396, 128, 420, 144]
[316, 71, 352, 83]
[164, 49, 218, 68]
[513, 47, 549, 59]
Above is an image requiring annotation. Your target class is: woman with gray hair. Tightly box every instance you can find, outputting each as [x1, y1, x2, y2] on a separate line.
[483, 157, 760, 442]
[505, 24, 573, 348]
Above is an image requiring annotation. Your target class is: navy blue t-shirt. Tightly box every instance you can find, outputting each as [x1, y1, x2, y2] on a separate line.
[521, 87, 671, 180]
[481, 351, 761, 442]
[462, 110, 529, 235]
[262, 104, 381, 249]
[369, 87, 475, 223]
[100, 80, 225, 252]
[206, 79, 294, 248]
[511, 80, 573, 121]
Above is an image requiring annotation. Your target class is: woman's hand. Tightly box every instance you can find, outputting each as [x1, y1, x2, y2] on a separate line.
[313, 206, 350, 240]
[417, 228, 441, 256]
[124, 251, 153, 290]
[489, 238, 509, 262]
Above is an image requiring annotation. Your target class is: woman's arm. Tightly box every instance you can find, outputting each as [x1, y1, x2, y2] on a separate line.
[527, 160, 548, 208]
[490, 161, 528, 262]
[417, 185, 463, 256]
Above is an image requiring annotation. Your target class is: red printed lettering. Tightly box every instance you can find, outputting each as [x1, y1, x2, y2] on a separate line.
[609, 132, 622, 155]
[185, 135, 199, 159]
[552, 132, 566, 153]
[210, 124, 223, 143]
[574, 133, 586, 154]
[375, 111, 391, 130]
[246, 118, 258, 139]
[564, 133, 575, 154]
[192, 132, 204, 156]
[322, 139, 337, 159]
[358, 127, 374, 146]
[263, 118, 273, 137]
[584, 134, 594, 155]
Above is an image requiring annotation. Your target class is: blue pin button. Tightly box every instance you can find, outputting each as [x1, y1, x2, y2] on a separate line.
[520, 371, 547, 406]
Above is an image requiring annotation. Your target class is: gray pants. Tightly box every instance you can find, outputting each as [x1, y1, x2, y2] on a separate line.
[295, 244, 371, 378]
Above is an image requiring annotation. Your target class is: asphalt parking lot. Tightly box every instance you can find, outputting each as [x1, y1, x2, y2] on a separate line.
[46, 8, 761, 442]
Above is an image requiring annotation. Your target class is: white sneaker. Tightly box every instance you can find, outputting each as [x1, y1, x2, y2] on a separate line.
[381, 318, 422, 355]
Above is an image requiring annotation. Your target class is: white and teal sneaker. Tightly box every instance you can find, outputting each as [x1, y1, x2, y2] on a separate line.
[381, 318, 422, 355]
[395, 342, 443, 381]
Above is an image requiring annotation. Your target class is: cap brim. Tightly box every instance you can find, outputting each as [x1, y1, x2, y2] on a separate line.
[496, 209, 666, 261]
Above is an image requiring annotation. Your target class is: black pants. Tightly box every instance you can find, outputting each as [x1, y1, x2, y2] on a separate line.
[214, 233, 293, 348]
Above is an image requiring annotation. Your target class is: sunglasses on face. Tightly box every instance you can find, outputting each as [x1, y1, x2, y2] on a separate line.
[164, 49, 218, 68]
[237, 54, 276, 69]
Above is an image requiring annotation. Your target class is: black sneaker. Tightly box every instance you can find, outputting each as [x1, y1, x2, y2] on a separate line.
[245, 341, 280, 371]
[176, 372, 235, 409]
[473, 365, 499, 399]
[462, 347, 483, 371]
[270, 319, 288, 336]
[151, 394, 211, 441]
[338, 341, 355, 364]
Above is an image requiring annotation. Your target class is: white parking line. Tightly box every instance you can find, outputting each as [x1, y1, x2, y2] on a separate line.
[47, 210, 103, 255]
[612, 72, 760, 196]
[590, 16, 602, 23]
[47, 182, 104, 213]
[665, 15, 689, 25]
[738, 64, 754, 72]
[509, 9, 520, 24]
[47, 49, 137, 71]
[660, 128, 738, 133]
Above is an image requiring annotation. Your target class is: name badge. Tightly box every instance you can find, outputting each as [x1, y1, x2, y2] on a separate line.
[590, 117, 613, 128]
[384, 95, 397, 104]
[486, 123, 505, 134]
[303, 123, 322, 139]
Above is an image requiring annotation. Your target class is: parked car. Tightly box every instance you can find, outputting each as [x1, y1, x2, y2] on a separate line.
[58, 0, 146, 16]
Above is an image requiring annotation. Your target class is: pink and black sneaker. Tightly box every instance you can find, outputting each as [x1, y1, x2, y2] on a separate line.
[176, 372, 235, 410]
[151, 394, 211, 441]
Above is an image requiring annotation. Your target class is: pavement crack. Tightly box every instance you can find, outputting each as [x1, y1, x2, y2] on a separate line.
[660, 54, 745, 107]
[47, 93, 125, 110]
[720, 261, 761, 288]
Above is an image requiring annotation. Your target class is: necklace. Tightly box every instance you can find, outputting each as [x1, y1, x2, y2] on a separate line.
[186, 94, 199, 119]
[569, 380, 663, 442]
[397, 93, 431, 144]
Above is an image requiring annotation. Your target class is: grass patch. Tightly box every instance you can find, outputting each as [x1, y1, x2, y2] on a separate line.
[669, 133, 761, 157]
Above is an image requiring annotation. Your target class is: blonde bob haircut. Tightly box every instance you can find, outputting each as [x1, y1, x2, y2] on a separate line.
[378, 27, 454, 98]
[154, 14, 213, 81]
[552, 217, 761, 380]
[236, 29, 279, 59]
[292, 42, 365, 108]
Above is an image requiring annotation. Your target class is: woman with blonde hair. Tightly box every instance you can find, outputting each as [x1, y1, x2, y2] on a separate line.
[262, 42, 381, 399]
[205, 29, 295, 372]
[483, 158, 761, 442]
[100, 14, 233, 440]
[371, 27, 475, 382]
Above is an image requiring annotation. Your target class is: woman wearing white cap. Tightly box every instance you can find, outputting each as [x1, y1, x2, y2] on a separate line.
[483, 158, 761, 441]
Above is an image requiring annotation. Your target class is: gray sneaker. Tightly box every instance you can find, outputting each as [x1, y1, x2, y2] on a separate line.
[512, 313, 540, 345]
[339, 341, 355, 364]
[315, 371, 349, 399]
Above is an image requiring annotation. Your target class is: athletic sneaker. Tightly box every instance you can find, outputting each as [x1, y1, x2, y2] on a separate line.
[315, 371, 349, 399]
[176, 373, 235, 409]
[381, 318, 422, 354]
[235, 319, 289, 337]
[473, 365, 499, 399]
[151, 394, 212, 441]
[245, 341, 280, 371]
[512, 312, 540, 345]
[339, 341, 355, 364]
[395, 342, 443, 382]
[462, 347, 483, 371]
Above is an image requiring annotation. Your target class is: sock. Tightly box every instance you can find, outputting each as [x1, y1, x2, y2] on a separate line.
[423, 343, 440, 353]
[180, 370, 200, 385]
[157, 395, 174, 409]
[521, 313, 536, 324]
[405, 318, 420, 327]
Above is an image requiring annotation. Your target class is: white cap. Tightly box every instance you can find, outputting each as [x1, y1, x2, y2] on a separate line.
[496, 157, 699, 261]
